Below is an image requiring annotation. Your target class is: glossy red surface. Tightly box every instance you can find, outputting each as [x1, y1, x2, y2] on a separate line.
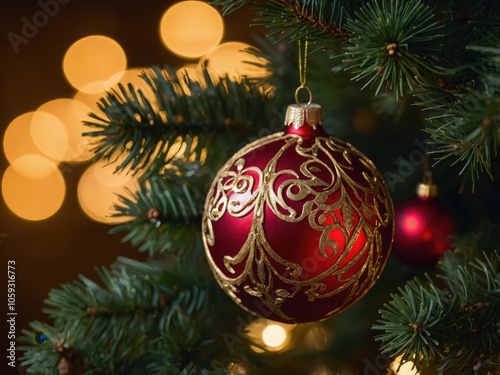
[393, 197, 456, 267]
[203, 119, 394, 323]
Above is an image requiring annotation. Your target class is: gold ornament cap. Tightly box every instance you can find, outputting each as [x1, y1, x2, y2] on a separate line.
[416, 182, 438, 199]
[285, 103, 323, 130]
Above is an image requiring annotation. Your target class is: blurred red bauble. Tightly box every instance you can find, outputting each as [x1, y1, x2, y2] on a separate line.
[202, 103, 394, 323]
[393, 183, 456, 268]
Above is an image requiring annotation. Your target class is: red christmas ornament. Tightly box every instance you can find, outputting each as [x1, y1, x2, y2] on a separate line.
[393, 181, 456, 267]
[202, 102, 394, 323]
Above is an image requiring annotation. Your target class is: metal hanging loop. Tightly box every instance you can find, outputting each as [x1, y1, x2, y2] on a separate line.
[295, 85, 312, 106]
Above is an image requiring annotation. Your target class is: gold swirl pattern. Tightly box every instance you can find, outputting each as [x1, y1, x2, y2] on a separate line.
[202, 131, 393, 323]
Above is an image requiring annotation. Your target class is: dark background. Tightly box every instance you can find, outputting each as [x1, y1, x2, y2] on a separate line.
[0, 1, 261, 373]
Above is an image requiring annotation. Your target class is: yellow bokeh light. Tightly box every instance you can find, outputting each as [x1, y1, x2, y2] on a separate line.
[199, 42, 270, 80]
[34, 98, 94, 162]
[159, 1, 224, 59]
[390, 355, 420, 375]
[3, 112, 44, 165]
[102, 67, 153, 97]
[77, 160, 137, 224]
[262, 324, 287, 348]
[112, 67, 150, 90]
[2, 163, 65, 221]
[75, 67, 153, 116]
[11, 154, 58, 180]
[63, 35, 127, 93]
[178, 64, 203, 80]
[246, 318, 293, 352]
[30, 110, 67, 161]
[92, 160, 133, 188]
[176, 64, 206, 94]
[73, 90, 103, 118]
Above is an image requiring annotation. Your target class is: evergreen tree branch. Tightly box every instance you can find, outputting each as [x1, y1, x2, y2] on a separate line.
[19, 321, 70, 375]
[19, 258, 221, 374]
[373, 277, 447, 370]
[254, 0, 351, 43]
[110, 166, 208, 256]
[213, 0, 354, 43]
[211, 0, 249, 15]
[84, 65, 272, 180]
[214, 0, 500, 184]
[423, 42, 500, 187]
[374, 225, 500, 374]
[343, 0, 444, 99]
[436, 252, 500, 374]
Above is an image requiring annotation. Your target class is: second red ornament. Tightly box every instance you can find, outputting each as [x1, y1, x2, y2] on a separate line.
[393, 175, 456, 268]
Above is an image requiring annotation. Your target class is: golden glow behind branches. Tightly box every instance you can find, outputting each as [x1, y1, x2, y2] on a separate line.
[177, 64, 205, 93]
[199, 42, 270, 80]
[30, 110, 67, 161]
[390, 355, 420, 375]
[11, 154, 58, 180]
[2, 160, 65, 221]
[63, 35, 127, 93]
[159, 1, 224, 59]
[3, 112, 43, 165]
[74, 67, 154, 116]
[34, 98, 93, 162]
[77, 160, 137, 224]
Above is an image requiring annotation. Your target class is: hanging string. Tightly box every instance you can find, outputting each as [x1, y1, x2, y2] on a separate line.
[298, 38, 308, 87]
[423, 153, 432, 184]
[295, 38, 312, 105]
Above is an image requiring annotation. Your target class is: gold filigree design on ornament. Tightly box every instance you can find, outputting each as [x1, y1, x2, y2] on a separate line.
[203, 132, 393, 322]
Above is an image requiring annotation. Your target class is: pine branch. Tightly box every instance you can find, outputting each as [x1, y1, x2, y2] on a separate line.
[437, 252, 500, 374]
[144, 312, 222, 374]
[212, 0, 500, 184]
[43, 257, 212, 323]
[344, 0, 444, 99]
[213, 0, 356, 44]
[19, 321, 70, 375]
[423, 42, 500, 187]
[257, 0, 350, 42]
[374, 225, 500, 375]
[20, 318, 151, 374]
[84, 65, 272, 180]
[110, 166, 207, 256]
[373, 277, 446, 370]
[425, 89, 500, 184]
[211, 0, 249, 15]
[19, 258, 220, 374]
[214, 0, 445, 99]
